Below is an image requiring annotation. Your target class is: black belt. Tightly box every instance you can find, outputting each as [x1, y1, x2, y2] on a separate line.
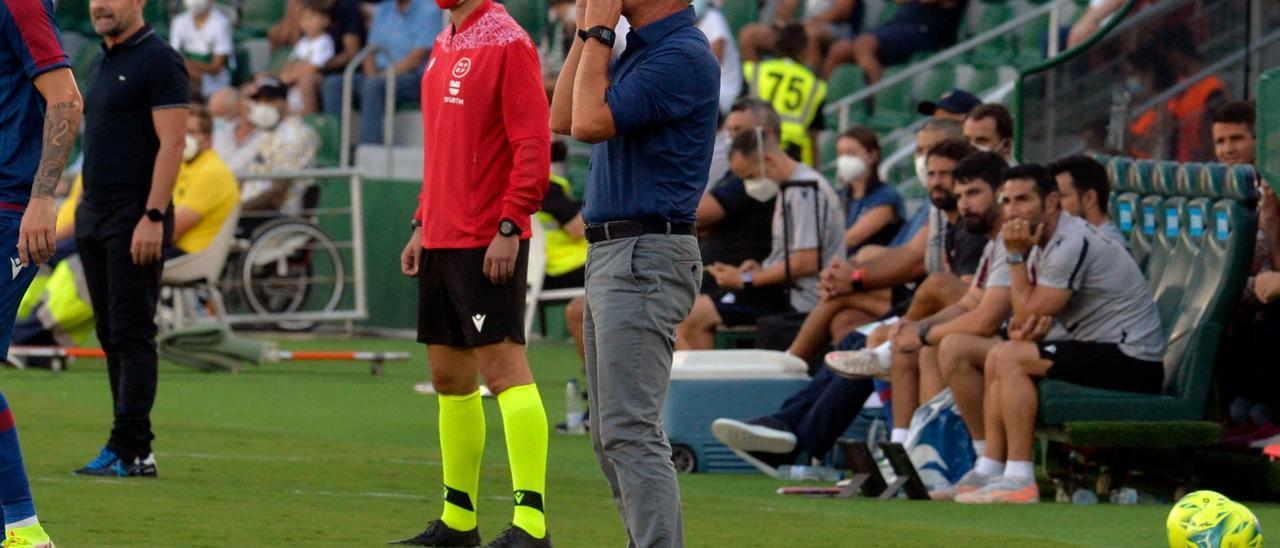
[585, 220, 695, 243]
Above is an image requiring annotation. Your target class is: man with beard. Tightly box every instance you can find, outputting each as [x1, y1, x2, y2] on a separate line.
[825, 152, 1010, 459]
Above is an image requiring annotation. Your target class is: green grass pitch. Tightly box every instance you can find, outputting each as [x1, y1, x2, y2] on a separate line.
[1, 337, 1273, 547]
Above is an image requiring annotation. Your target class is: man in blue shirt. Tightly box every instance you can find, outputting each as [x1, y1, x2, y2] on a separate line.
[550, 0, 718, 543]
[321, 0, 440, 144]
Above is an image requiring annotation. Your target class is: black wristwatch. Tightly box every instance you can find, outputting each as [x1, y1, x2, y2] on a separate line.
[144, 208, 164, 222]
[918, 324, 933, 347]
[411, 219, 422, 231]
[578, 26, 617, 48]
[498, 218, 520, 237]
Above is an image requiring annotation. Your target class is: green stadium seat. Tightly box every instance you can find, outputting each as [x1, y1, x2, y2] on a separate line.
[1039, 162, 1256, 427]
[1105, 157, 1129, 193]
[71, 43, 100, 93]
[1150, 160, 1179, 197]
[1199, 163, 1228, 198]
[505, 0, 547, 43]
[55, 0, 94, 35]
[239, 0, 286, 38]
[1225, 165, 1258, 201]
[1015, 11, 1050, 67]
[1175, 163, 1203, 198]
[965, 66, 1000, 94]
[873, 2, 899, 26]
[819, 131, 837, 170]
[827, 65, 866, 102]
[967, 2, 1015, 67]
[916, 65, 957, 107]
[867, 68, 914, 132]
[304, 113, 342, 168]
[721, 0, 758, 38]
[267, 47, 293, 74]
[1127, 159, 1155, 195]
[232, 46, 253, 86]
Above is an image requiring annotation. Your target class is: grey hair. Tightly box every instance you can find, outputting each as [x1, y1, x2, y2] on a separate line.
[918, 118, 963, 140]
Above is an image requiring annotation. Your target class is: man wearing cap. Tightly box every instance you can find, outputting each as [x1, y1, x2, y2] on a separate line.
[918, 88, 980, 123]
[239, 77, 320, 234]
[75, 0, 190, 477]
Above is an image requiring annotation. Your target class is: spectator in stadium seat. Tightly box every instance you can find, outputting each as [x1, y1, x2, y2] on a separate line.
[675, 128, 845, 350]
[963, 103, 1014, 163]
[279, 0, 337, 115]
[212, 82, 267, 172]
[696, 0, 743, 115]
[917, 88, 981, 123]
[1126, 25, 1226, 162]
[1048, 155, 1124, 245]
[207, 86, 237, 129]
[944, 164, 1163, 504]
[822, 0, 968, 83]
[836, 127, 904, 254]
[321, 0, 440, 145]
[742, 24, 827, 166]
[1210, 101, 1280, 447]
[738, 0, 858, 70]
[1212, 101, 1257, 167]
[813, 135, 982, 341]
[539, 143, 588, 292]
[169, 0, 234, 98]
[826, 153, 1008, 456]
[240, 78, 320, 231]
[271, 0, 367, 110]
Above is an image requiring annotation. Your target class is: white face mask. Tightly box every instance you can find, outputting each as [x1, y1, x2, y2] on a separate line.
[248, 102, 281, 129]
[836, 155, 867, 187]
[914, 154, 928, 187]
[743, 136, 778, 202]
[972, 144, 992, 153]
[212, 116, 231, 134]
[743, 177, 778, 202]
[691, 0, 709, 18]
[183, 135, 199, 162]
[184, 0, 211, 13]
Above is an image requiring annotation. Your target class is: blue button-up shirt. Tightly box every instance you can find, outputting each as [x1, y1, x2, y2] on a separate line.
[370, 0, 441, 70]
[581, 8, 720, 225]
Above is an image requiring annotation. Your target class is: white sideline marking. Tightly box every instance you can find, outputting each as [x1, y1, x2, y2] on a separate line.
[159, 452, 443, 466]
[36, 476, 134, 486]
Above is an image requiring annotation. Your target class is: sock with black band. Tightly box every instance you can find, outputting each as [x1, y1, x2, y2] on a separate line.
[497, 384, 548, 539]
[438, 390, 485, 532]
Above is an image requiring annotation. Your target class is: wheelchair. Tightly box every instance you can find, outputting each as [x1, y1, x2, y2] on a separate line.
[220, 185, 346, 331]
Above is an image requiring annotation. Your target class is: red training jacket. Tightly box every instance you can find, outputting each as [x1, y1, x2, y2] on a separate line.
[415, 0, 550, 249]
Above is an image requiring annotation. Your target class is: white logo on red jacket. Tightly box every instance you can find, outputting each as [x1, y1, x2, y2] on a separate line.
[452, 58, 472, 79]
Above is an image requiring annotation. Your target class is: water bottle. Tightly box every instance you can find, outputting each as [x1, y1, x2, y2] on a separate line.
[1071, 488, 1099, 505]
[1110, 487, 1138, 505]
[778, 465, 843, 482]
[564, 379, 585, 434]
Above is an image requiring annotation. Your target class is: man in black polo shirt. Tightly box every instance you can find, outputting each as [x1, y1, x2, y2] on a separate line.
[73, 0, 190, 478]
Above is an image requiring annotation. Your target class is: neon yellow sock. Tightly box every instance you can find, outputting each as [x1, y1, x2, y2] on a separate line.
[438, 390, 485, 531]
[497, 384, 548, 539]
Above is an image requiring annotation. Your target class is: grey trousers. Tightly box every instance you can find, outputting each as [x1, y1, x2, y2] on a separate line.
[583, 234, 702, 548]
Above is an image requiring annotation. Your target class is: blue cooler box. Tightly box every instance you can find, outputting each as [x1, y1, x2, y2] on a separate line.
[662, 350, 810, 474]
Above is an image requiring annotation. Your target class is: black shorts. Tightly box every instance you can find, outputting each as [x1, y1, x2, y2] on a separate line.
[1039, 341, 1163, 394]
[712, 286, 792, 327]
[417, 242, 528, 347]
[542, 265, 585, 290]
[869, 24, 943, 66]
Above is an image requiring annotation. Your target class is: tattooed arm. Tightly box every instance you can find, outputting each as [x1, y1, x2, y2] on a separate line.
[21, 67, 82, 266]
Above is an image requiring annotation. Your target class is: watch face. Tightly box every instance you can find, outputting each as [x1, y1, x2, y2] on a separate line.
[501, 220, 518, 236]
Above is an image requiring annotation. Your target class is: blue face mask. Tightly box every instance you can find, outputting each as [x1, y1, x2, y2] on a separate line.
[691, 0, 708, 18]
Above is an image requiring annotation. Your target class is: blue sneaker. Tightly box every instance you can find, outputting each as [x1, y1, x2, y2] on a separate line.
[73, 447, 123, 476]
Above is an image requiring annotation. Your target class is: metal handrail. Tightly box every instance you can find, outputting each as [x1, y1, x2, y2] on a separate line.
[826, 0, 1075, 131]
[229, 167, 368, 326]
[339, 44, 382, 169]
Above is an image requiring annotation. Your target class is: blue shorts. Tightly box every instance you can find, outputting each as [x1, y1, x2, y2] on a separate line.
[869, 23, 943, 65]
[0, 214, 41, 359]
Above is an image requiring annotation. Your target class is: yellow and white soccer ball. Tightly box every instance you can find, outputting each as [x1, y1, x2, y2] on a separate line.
[1167, 491, 1262, 548]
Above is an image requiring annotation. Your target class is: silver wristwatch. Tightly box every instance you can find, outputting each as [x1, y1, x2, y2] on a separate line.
[1006, 252, 1026, 265]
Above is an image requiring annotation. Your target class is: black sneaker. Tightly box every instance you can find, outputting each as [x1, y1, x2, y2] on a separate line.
[124, 452, 158, 477]
[390, 519, 481, 546]
[484, 525, 550, 548]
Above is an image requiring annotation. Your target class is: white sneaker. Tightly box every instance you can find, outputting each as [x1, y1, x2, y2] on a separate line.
[711, 418, 797, 454]
[824, 350, 890, 380]
[931, 468, 995, 500]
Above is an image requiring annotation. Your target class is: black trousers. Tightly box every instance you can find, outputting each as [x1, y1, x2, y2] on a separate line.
[76, 200, 171, 461]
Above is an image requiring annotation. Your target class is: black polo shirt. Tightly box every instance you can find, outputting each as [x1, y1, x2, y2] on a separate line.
[82, 25, 189, 207]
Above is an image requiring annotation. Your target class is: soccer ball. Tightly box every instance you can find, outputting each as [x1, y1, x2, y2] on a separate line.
[1167, 492, 1262, 548]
